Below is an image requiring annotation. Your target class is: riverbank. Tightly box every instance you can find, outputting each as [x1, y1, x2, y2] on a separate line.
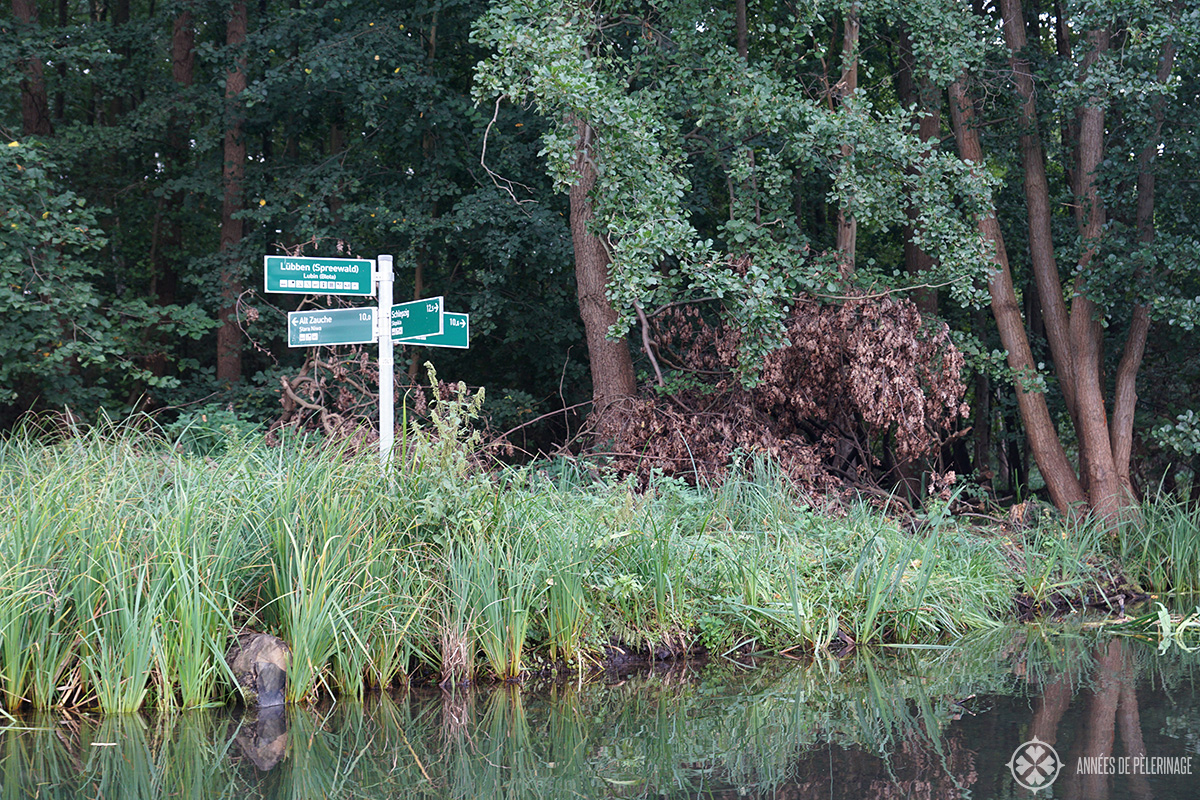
[2, 412, 1196, 713]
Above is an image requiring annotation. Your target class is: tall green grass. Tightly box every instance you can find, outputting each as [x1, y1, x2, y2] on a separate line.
[1114, 495, 1200, 593]
[0, 410, 1058, 711]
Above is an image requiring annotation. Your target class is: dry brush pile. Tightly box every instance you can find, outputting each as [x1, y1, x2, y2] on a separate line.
[606, 293, 970, 502]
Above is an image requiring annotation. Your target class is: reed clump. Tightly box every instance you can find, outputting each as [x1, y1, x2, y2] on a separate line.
[12, 395, 1178, 712]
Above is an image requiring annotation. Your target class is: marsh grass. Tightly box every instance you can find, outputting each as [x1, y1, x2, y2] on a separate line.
[0, 409, 1114, 711]
[266, 507, 372, 703]
[360, 543, 433, 690]
[1015, 514, 1112, 609]
[156, 491, 244, 709]
[439, 539, 479, 687]
[542, 528, 593, 665]
[74, 545, 170, 713]
[471, 538, 543, 680]
[1114, 496, 1200, 593]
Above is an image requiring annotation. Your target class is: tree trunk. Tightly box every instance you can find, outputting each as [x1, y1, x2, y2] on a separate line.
[1000, 0, 1077, 420]
[1053, 1, 1079, 201]
[53, 0, 67, 120]
[1068, 26, 1123, 523]
[972, 309, 993, 484]
[959, 3, 1145, 525]
[895, 27, 940, 316]
[949, 77, 1086, 514]
[107, 0, 131, 123]
[217, 1, 248, 384]
[410, 15, 439, 384]
[569, 119, 637, 430]
[145, 5, 196, 379]
[735, 0, 747, 60]
[835, 3, 859, 277]
[1111, 30, 1175, 498]
[12, 0, 53, 135]
[159, 8, 196, 299]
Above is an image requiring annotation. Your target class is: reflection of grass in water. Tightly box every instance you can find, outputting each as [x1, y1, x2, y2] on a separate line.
[1112, 602, 1200, 653]
[5, 638, 1200, 798]
[0, 710, 247, 799]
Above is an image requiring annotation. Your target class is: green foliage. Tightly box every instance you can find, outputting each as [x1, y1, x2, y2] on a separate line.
[0, 0, 585, 433]
[1014, 515, 1111, 609]
[163, 404, 263, 457]
[1152, 410, 1200, 459]
[1112, 495, 1200, 593]
[1, 0, 1199, 508]
[473, 0, 998, 383]
[0, 140, 214, 421]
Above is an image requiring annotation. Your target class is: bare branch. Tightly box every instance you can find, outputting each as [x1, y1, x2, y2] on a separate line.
[481, 96, 536, 210]
[634, 300, 664, 387]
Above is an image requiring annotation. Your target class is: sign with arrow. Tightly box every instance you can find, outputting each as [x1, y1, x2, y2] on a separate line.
[397, 312, 469, 349]
[264, 251, 472, 467]
[390, 296, 443, 340]
[287, 307, 376, 347]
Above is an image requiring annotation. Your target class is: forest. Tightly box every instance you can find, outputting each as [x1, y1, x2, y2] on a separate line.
[4, 0, 1200, 522]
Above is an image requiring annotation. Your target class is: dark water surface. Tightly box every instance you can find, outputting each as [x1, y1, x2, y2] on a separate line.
[3, 627, 1198, 799]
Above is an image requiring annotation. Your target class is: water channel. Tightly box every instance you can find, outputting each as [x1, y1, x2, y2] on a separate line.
[2, 625, 1198, 798]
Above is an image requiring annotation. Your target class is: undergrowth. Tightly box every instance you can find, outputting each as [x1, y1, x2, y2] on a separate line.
[1, 388, 1194, 712]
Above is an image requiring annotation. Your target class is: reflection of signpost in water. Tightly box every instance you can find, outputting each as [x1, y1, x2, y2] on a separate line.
[265, 254, 468, 465]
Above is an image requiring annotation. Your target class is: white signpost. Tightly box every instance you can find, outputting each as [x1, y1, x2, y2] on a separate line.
[265, 252, 467, 466]
[377, 255, 395, 465]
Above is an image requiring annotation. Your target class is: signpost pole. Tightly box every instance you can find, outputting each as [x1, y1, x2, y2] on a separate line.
[377, 254, 395, 466]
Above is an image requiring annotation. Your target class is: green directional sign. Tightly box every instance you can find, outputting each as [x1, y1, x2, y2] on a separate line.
[288, 307, 376, 347]
[398, 312, 469, 349]
[390, 296, 443, 340]
[265, 256, 375, 296]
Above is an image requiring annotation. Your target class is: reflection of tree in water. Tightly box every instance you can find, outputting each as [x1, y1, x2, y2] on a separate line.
[2, 636, 1199, 799]
[783, 737, 979, 800]
[1037, 639, 1152, 800]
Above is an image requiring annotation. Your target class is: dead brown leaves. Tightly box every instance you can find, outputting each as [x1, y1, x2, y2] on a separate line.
[605, 292, 969, 497]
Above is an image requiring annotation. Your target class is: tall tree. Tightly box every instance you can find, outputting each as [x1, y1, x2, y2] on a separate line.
[217, 1, 248, 384]
[895, 25, 941, 316]
[569, 118, 637, 422]
[474, 0, 991, 369]
[948, 0, 1196, 522]
[12, 0, 51, 135]
[835, 2, 860, 276]
[949, 76, 1087, 514]
[144, 3, 197, 378]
